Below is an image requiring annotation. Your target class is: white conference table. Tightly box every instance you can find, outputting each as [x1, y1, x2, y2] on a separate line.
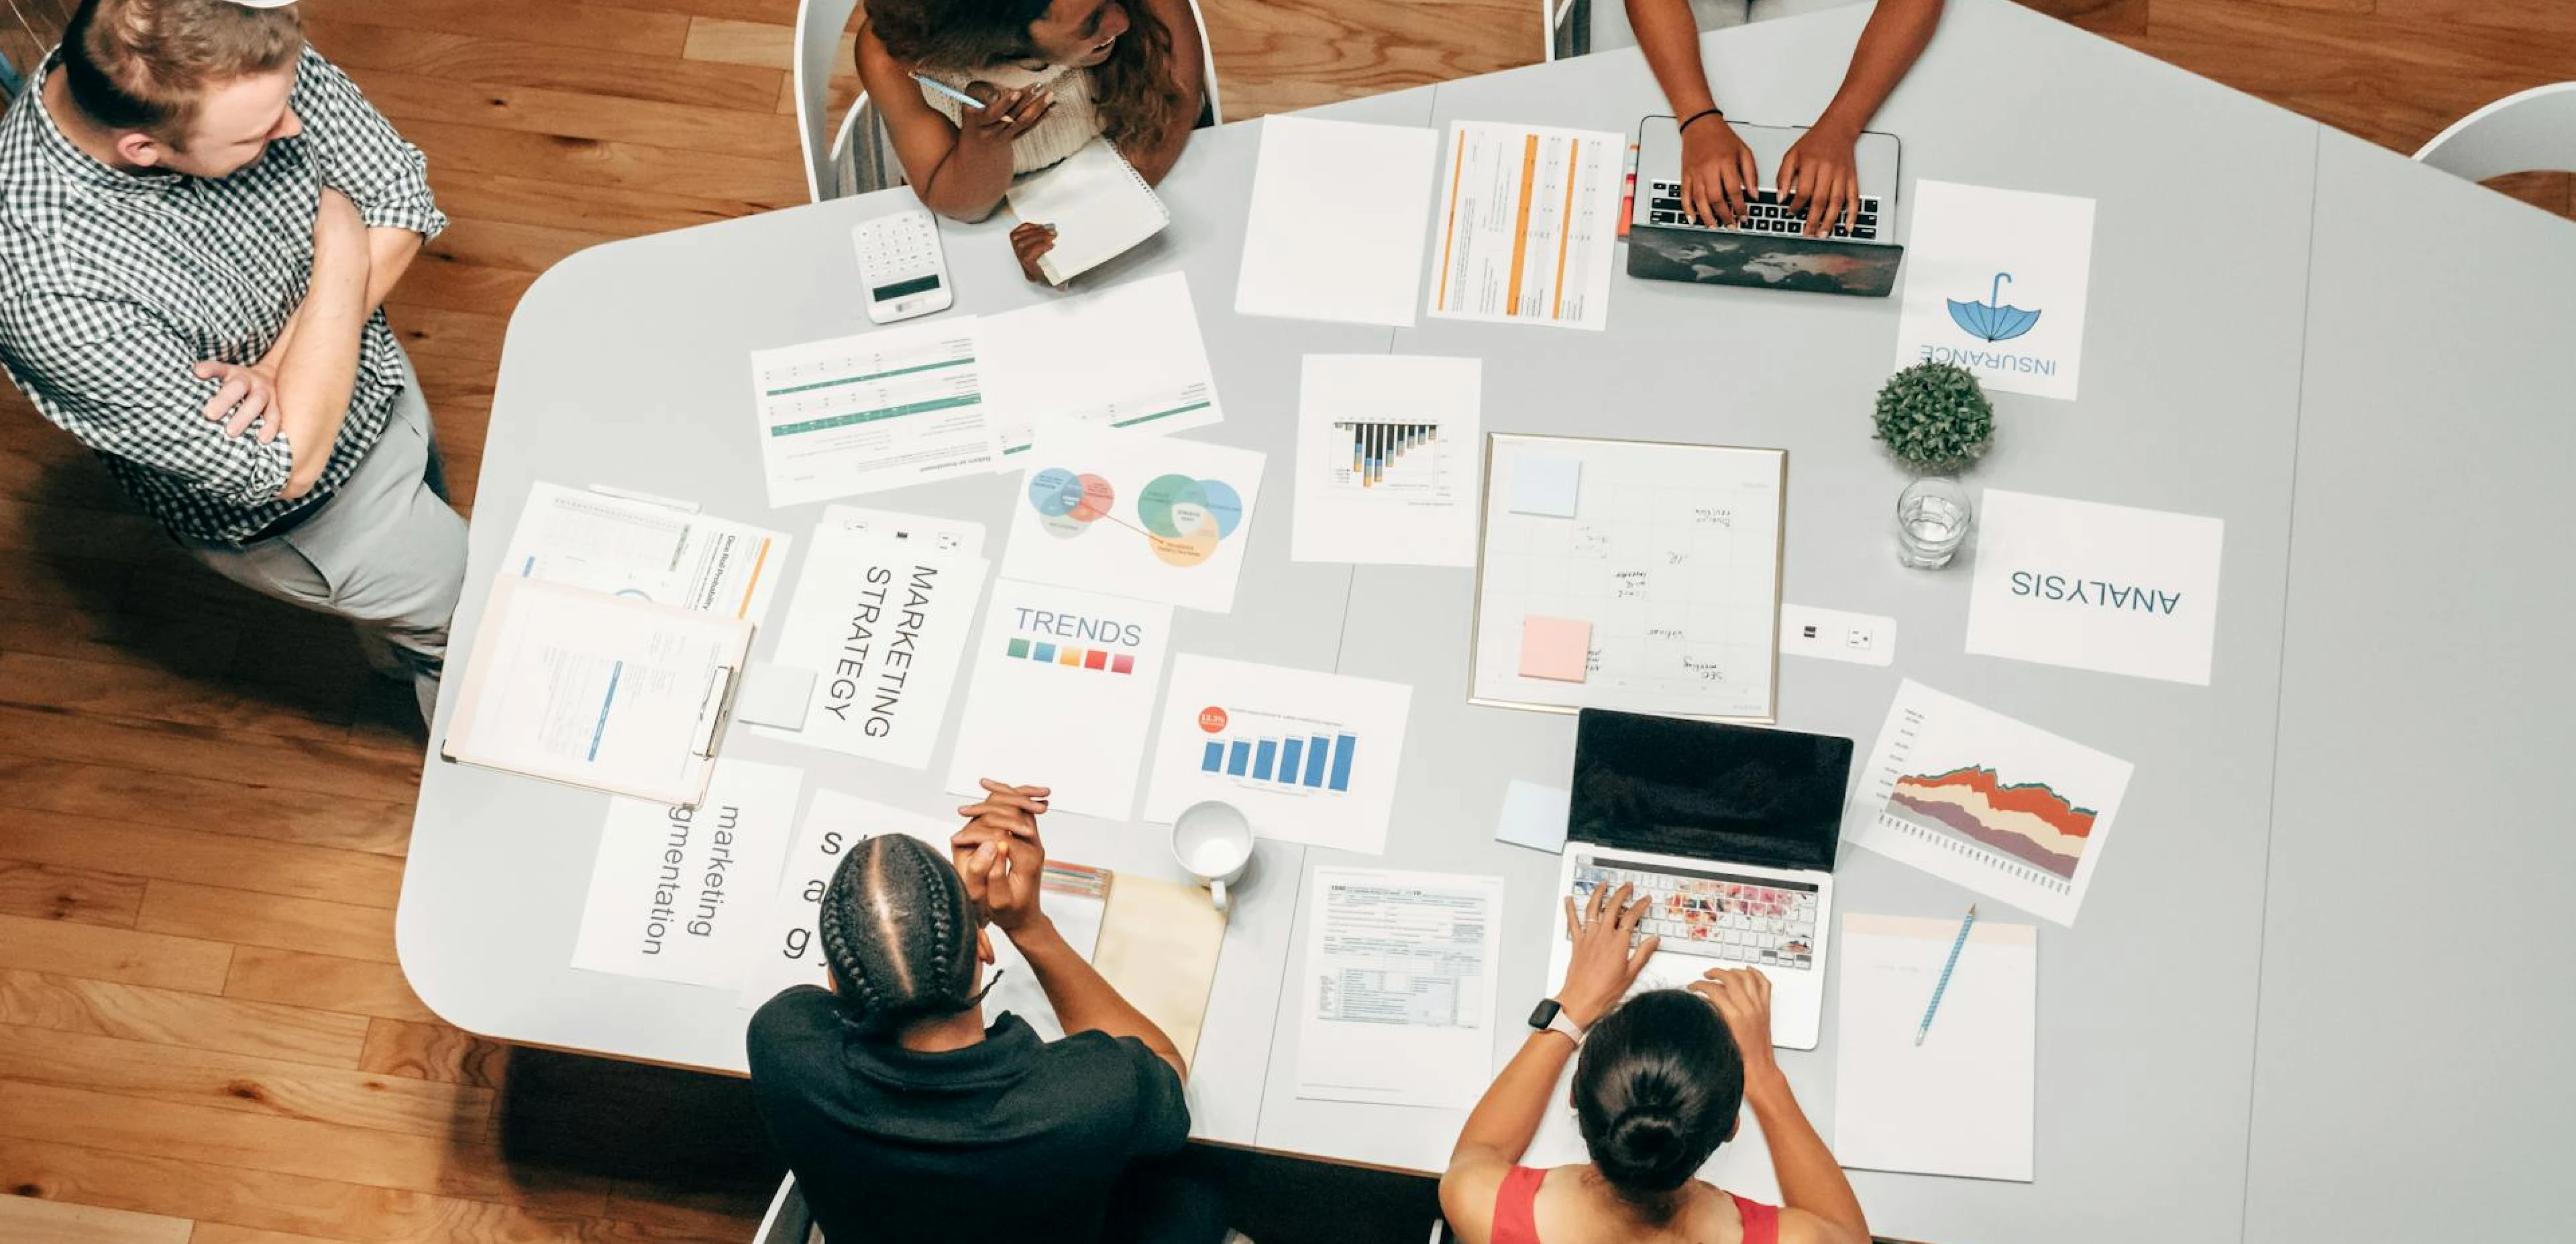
[397, 1, 2576, 1240]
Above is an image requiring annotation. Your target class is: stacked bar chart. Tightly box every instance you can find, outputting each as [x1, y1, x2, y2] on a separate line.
[1333, 421, 1441, 488]
[1199, 730, 1359, 793]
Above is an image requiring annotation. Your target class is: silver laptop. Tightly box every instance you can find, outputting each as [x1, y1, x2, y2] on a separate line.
[1546, 710, 1856, 1051]
[1627, 115, 1906, 298]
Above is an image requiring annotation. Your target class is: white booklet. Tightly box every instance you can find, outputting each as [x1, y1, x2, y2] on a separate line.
[1008, 137, 1169, 284]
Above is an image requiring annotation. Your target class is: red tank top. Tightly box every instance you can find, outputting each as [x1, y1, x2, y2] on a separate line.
[1489, 1164, 1780, 1244]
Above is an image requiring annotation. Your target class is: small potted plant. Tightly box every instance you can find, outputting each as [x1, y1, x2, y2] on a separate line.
[1872, 361, 1996, 473]
[1873, 362, 1994, 568]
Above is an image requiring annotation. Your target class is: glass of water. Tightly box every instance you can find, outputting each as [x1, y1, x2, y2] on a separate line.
[1895, 477, 1972, 569]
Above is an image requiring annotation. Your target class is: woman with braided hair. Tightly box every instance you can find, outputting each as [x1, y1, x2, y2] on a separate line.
[747, 778, 1222, 1243]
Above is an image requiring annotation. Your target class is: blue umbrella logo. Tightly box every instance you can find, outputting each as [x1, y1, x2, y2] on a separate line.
[1947, 271, 2042, 343]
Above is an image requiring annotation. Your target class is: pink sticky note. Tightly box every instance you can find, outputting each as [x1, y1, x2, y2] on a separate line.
[1519, 616, 1591, 682]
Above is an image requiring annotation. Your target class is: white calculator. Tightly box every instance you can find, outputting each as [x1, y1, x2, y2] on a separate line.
[850, 210, 954, 324]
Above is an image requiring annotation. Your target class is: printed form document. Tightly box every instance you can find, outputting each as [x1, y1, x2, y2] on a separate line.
[752, 317, 998, 506]
[1428, 121, 1624, 331]
[1295, 868, 1503, 1109]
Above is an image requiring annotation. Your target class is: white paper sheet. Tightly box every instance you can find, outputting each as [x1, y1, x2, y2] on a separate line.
[1142, 655, 1414, 855]
[1236, 117, 1440, 327]
[982, 272, 1223, 463]
[1965, 489, 2226, 686]
[1845, 680, 2135, 926]
[501, 483, 791, 625]
[1001, 427, 1267, 614]
[449, 576, 746, 804]
[737, 788, 952, 1008]
[573, 759, 804, 988]
[1893, 180, 2098, 401]
[1833, 913, 2038, 1181]
[751, 522, 990, 766]
[1294, 867, 1502, 1109]
[752, 318, 999, 506]
[1471, 435, 1785, 721]
[1290, 355, 1482, 567]
[1426, 120, 1625, 331]
[818, 504, 987, 558]
[945, 578, 1175, 819]
[1493, 780, 1572, 854]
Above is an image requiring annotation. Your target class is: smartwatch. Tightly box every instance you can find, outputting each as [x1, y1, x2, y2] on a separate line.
[1527, 997, 1585, 1044]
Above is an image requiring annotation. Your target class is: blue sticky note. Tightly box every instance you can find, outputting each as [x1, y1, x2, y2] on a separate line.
[1510, 455, 1581, 518]
[1494, 779, 1573, 854]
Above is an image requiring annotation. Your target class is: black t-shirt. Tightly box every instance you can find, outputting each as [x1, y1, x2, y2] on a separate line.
[746, 987, 1193, 1244]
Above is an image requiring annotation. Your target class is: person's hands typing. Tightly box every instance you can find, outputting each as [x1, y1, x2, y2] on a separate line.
[1777, 121, 1864, 238]
[1691, 966, 1780, 1078]
[1555, 882, 1659, 1028]
[1679, 114, 1758, 228]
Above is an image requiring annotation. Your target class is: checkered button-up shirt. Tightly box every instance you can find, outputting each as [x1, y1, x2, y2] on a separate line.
[0, 47, 447, 544]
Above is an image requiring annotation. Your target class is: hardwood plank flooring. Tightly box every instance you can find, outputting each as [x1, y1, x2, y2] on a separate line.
[0, 1, 2564, 1242]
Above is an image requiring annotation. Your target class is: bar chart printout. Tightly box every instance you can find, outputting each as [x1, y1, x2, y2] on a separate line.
[1428, 120, 1626, 331]
[1144, 656, 1415, 855]
[1290, 355, 1484, 567]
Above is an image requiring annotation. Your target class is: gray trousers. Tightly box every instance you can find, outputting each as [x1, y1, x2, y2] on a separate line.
[183, 368, 468, 725]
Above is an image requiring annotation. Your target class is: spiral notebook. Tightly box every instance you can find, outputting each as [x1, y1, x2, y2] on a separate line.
[1008, 137, 1169, 284]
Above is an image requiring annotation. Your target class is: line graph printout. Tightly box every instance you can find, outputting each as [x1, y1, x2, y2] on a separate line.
[1469, 434, 1785, 721]
[1844, 680, 2135, 926]
[1428, 121, 1625, 331]
[752, 318, 999, 506]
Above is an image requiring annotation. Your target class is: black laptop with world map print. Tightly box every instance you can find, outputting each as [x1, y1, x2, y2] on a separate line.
[1627, 114, 1906, 298]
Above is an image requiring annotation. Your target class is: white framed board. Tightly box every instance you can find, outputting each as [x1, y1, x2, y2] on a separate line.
[1469, 433, 1785, 722]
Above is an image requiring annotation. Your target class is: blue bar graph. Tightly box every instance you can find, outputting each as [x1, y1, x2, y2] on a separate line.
[1304, 736, 1330, 787]
[1280, 737, 1304, 781]
[1329, 734, 1357, 791]
[1227, 741, 1251, 776]
[1201, 741, 1224, 773]
[1253, 740, 1278, 780]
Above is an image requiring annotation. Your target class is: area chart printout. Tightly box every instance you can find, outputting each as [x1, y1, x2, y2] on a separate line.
[751, 317, 999, 507]
[1143, 655, 1415, 856]
[502, 483, 791, 625]
[1844, 680, 2136, 926]
[1428, 120, 1624, 331]
[1291, 355, 1483, 567]
[1294, 868, 1503, 1110]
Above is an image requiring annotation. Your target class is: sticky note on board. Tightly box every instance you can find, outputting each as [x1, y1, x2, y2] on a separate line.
[1510, 455, 1582, 517]
[1495, 779, 1573, 854]
[1519, 615, 1591, 681]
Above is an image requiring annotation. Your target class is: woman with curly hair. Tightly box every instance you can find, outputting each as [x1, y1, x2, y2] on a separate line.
[855, 0, 1206, 271]
[746, 778, 1225, 1243]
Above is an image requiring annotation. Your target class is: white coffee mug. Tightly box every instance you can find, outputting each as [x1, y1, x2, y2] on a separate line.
[1171, 800, 1252, 913]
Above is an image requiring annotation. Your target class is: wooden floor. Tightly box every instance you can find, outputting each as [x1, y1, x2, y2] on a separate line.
[0, 2, 2567, 1242]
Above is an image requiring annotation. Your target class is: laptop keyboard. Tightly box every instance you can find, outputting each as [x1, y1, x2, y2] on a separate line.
[1646, 181, 1882, 241]
[1572, 859, 1820, 971]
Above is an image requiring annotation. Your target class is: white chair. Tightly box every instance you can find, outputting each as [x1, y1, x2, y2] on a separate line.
[751, 1173, 819, 1244]
[2413, 82, 2576, 183]
[1548, 0, 1858, 62]
[792, 0, 1226, 204]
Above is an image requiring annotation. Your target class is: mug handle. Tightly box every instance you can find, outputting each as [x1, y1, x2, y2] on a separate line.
[1209, 878, 1230, 914]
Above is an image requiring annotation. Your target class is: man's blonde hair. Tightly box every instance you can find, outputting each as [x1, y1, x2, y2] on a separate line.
[59, 0, 304, 143]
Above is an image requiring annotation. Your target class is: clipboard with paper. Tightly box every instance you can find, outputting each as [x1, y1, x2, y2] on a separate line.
[444, 573, 752, 805]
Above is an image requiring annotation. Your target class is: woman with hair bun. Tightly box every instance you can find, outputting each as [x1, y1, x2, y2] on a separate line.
[745, 778, 1225, 1244]
[1439, 883, 1870, 1244]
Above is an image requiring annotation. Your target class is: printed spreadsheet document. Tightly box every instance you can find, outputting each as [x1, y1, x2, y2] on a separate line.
[1427, 121, 1625, 331]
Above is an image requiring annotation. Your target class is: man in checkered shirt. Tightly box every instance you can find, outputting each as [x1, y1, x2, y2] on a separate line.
[0, 0, 462, 723]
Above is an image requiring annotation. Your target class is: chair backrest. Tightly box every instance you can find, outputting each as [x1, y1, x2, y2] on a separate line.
[791, 0, 865, 202]
[2414, 82, 2576, 182]
[1184, 0, 1224, 127]
[752, 1173, 817, 1244]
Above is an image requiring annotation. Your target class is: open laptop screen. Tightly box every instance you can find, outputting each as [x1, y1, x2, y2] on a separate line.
[1569, 709, 1854, 873]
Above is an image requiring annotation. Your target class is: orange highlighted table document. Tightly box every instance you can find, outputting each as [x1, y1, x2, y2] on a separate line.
[1428, 120, 1626, 331]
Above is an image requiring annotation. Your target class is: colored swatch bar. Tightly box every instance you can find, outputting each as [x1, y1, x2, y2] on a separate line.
[1004, 637, 1135, 674]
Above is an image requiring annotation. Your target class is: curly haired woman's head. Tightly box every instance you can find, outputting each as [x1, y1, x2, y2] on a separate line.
[1572, 989, 1746, 1224]
[817, 834, 989, 1034]
[869, 0, 1185, 156]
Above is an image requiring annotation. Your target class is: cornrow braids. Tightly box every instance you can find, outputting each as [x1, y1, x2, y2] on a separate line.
[816, 833, 984, 1034]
